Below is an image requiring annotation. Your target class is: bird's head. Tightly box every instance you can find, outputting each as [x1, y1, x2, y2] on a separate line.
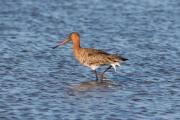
[52, 32, 80, 49]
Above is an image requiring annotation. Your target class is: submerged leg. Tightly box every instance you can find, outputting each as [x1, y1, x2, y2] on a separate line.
[93, 70, 98, 81]
[101, 66, 112, 81]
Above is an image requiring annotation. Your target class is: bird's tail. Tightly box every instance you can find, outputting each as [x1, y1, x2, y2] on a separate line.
[121, 57, 128, 61]
[113, 54, 128, 61]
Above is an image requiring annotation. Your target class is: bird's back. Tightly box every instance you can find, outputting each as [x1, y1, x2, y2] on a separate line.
[74, 48, 127, 67]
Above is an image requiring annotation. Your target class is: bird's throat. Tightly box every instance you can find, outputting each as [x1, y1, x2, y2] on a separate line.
[73, 39, 81, 50]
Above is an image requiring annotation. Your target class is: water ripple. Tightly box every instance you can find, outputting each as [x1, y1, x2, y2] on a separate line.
[1, 0, 180, 120]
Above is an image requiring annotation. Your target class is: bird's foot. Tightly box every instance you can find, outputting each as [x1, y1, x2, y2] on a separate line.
[99, 74, 107, 83]
[94, 73, 107, 83]
[95, 78, 99, 82]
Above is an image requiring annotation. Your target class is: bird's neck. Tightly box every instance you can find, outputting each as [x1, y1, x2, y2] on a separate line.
[72, 39, 81, 60]
[73, 38, 81, 50]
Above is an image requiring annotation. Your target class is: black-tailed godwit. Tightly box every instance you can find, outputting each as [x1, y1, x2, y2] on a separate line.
[53, 32, 128, 82]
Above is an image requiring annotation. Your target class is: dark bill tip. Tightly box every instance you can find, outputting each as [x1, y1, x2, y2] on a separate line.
[52, 45, 59, 49]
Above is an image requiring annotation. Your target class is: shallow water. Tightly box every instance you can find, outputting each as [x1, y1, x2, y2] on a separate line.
[0, 0, 180, 120]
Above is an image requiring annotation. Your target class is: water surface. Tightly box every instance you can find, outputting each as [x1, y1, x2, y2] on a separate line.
[0, 0, 180, 120]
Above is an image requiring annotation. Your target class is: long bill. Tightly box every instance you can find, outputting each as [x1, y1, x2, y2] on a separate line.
[52, 38, 70, 49]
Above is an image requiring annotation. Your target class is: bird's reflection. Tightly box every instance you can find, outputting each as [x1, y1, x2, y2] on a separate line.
[68, 79, 122, 93]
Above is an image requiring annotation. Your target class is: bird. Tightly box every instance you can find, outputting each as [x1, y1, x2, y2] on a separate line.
[52, 32, 128, 82]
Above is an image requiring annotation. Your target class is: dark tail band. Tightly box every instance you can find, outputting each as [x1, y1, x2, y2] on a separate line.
[122, 57, 128, 61]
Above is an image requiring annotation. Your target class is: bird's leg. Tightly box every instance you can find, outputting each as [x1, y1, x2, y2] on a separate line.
[93, 70, 99, 81]
[101, 66, 112, 81]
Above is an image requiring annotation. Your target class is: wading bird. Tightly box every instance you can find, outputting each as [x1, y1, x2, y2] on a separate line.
[53, 32, 128, 82]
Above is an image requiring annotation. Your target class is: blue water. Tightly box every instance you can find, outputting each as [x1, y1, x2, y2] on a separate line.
[0, 0, 180, 120]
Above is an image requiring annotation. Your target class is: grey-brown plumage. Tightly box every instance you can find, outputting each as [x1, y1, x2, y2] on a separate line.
[53, 32, 128, 81]
[73, 48, 127, 71]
